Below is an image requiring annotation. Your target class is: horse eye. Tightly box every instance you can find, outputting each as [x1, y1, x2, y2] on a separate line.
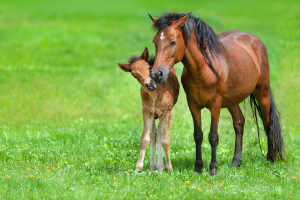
[170, 40, 176, 45]
[134, 75, 137, 78]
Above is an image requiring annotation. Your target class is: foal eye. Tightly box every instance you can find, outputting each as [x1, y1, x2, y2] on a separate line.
[170, 40, 176, 45]
[134, 75, 137, 78]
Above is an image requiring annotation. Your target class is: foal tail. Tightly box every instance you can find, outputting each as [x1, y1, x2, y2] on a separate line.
[249, 88, 284, 160]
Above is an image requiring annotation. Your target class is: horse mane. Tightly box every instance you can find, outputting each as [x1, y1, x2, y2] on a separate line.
[152, 13, 222, 80]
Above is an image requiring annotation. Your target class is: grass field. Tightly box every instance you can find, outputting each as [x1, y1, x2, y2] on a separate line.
[0, 0, 300, 199]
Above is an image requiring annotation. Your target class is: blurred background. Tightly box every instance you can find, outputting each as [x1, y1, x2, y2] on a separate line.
[0, 0, 299, 198]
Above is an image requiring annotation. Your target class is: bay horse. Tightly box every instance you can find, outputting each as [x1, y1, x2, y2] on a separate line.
[148, 13, 284, 175]
[118, 47, 179, 171]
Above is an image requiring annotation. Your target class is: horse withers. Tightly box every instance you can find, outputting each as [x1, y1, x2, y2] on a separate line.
[148, 13, 284, 175]
[118, 47, 179, 171]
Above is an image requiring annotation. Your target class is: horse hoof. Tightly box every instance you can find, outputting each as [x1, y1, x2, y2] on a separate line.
[230, 160, 242, 168]
[210, 169, 217, 176]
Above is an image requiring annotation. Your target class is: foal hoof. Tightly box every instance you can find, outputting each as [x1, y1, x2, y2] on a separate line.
[165, 165, 173, 172]
[135, 165, 143, 171]
[150, 164, 156, 171]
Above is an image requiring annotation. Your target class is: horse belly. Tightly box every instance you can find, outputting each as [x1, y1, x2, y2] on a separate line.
[221, 44, 260, 107]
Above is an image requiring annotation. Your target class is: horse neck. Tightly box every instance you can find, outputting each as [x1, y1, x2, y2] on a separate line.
[181, 32, 207, 78]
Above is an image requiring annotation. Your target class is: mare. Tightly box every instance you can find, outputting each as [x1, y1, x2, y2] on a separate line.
[118, 47, 179, 171]
[148, 13, 284, 175]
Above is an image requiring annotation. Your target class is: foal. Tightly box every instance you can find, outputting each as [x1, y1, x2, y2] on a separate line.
[118, 47, 179, 171]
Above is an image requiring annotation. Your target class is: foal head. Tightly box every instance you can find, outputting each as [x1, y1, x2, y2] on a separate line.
[148, 13, 190, 83]
[118, 47, 156, 91]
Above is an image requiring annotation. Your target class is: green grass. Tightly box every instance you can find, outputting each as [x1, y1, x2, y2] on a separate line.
[0, 0, 300, 199]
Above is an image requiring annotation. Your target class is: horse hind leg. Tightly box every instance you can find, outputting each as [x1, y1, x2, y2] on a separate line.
[228, 105, 245, 167]
[252, 88, 284, 163]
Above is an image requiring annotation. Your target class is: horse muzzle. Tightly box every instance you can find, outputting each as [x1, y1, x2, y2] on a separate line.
[150, 65, 170, 83]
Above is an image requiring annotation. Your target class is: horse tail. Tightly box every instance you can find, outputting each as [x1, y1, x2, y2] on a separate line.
[249, 89, 284, 160]
[249, 93, 265, 158]
[269, 88, 284, 159]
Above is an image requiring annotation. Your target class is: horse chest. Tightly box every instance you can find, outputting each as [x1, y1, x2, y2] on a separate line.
[142, 92, 173, 117]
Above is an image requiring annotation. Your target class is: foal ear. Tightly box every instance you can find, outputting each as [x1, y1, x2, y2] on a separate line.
[173, 13, 191, 29]
[118, 63, 131, 72]
[140, 47, 149, 62]
[148, 13, 158, 23]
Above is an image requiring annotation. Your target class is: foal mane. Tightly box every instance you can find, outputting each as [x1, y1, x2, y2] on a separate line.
[152, 13, 222, 80]
[129, 55, 156, 67]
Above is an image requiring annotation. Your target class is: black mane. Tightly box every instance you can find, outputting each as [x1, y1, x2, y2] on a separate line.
[152, 13, 222, 79]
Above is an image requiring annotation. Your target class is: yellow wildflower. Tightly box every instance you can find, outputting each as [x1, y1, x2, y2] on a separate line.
[215, 197, 218, 199]
[6, 176, 12, 179]
[222, 185, 224, 189]
[201, 145, 203, 147]
[28, 167, 30, 170]
[48, 170, 50, 172]
[207, 186, 209, 188]
[292, 177, 297, 180]
[245, 183, 247, 185]
[281, 162, 284, 165]
[185, 180, 190, 185]
[50, 164, 53, 169]
[118, 183, 121, 185]
[198, 188, 202, 192]
[82, 180, 84, 183]
[291, 169, 293, 171]
[5, 168, 7, 171]
[29, 175, 34, 178]
[205, 139, 207, 142]
[202, 183, 205, 185]
[295, 168, 298, 170]
[240, 172, 242, 175]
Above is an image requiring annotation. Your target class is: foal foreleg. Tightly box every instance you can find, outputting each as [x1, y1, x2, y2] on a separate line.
[228, 105, 245, 167]
[209, 97, 222, 175]
[161, 112, 172, 172]
[135, 109, 154, 171]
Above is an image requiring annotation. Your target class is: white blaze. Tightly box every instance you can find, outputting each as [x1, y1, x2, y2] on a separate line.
[160, 32, 165, 40]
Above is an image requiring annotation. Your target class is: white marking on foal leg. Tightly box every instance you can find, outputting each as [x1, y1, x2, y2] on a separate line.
[135, 110, 153, 171]
[156, 121, 164, 171]
[150, 121, 156, 170]
[160, 31, 165, 40]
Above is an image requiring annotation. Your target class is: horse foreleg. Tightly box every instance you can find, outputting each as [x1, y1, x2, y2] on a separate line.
[228, 105, 245, 167]
[187, 99, 203, 173]
[135, 109, 154, 171]
[161, 111, 172, 172]
[209, 97, 222, 175]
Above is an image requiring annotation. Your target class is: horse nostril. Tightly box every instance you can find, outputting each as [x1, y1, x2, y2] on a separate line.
[158, 70, 163, 77]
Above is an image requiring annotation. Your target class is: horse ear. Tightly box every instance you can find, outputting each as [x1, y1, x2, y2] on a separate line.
[118, 63, 130, 72]
[173, 13, 191, 29]
[140, 47, 149, 62]
[148, 13, 158, 23]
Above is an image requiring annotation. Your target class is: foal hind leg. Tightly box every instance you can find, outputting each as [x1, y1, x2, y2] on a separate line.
[135, 109, 155, 171]
[150, 121, 157, 170]
[161, 111, 172, 172]
[156, 121, 164, 171]
[228, 105, 245, 167]
[252, 88, 274, 162]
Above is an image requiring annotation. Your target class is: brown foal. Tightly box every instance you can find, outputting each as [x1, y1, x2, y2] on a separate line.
[118, 48, 179, 171]
[148, 13, 284, 175]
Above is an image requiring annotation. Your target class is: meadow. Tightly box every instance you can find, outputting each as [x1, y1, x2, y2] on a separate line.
[0, 0, 300, 199]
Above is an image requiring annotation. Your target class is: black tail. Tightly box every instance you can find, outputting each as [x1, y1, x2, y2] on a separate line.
[249, 88, 284, 160]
